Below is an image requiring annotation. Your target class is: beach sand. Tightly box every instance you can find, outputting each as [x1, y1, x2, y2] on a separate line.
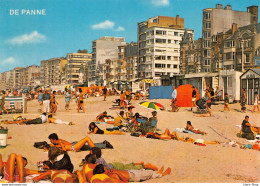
[0, 95, 259, 183]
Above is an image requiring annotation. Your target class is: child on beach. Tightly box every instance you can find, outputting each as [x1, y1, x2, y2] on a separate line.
[224, 93, 231, 112]
[50, 91, 58, 115]
[252, 92, 259, 113]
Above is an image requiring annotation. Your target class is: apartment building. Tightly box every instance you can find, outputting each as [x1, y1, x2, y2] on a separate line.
[211, 23, 260, 72]
[16, 65, 40, 89]
[138, 15, 194, 84]
[125, 42, 138, 80]
[63, 52, 91, 85]
[201, 4, 258, 72]
[90, 36, 126, 84]
[41, 57, 67, 86]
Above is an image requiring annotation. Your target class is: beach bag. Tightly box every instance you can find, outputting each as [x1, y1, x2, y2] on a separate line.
[34, 141, 49, 149]
[252, 144, 259, 150]
[131, 132, 141, 137]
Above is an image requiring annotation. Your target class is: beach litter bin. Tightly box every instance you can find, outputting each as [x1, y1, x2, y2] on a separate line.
[0, 128, 8, 148]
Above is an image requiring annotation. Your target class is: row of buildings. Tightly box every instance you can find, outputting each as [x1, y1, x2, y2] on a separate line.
[0, 4, 259, 102]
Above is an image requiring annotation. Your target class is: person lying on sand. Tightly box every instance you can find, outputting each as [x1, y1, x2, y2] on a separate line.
[185, 121, 207, 135]
[0, 154, 39, 183]
[145, 129, 220, 145]
[1, 113, 47, 125]
[88, 122, 125, 135]
[47, 114, 75, 125]
[32, 161, 77, 183]
[48, 133, 112, 152]
[89, 147, 158, 172]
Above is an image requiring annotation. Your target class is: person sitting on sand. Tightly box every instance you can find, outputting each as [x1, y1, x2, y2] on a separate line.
[185, 121, 207, 135]
[89, 147, 158, 172]
[32, 161, 77, 183]
[47, 114, 75, 125]
[113, 111, 125, 128]
[90, 164, 114, 183]
[88, 122, 125, 135]
[241, 116, 256, 140]
[47, 146, 74, 173]
[0, 154, 39, 183]
[133, 91, 140, 101]
[96, 112, 114, 122]
[125, 107, 134, 121]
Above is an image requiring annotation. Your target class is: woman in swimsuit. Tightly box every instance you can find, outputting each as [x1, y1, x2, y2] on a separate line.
[78, 88, 85, 113]
[88, 122, 125, 135]
[32, 161, 77, 183]
[50, 91, 58, 115]
[204, 89, 212, 116]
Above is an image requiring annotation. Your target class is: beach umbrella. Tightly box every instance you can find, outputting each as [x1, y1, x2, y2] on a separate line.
[175, 84, 200, 107]
[139, 101, 165, 111]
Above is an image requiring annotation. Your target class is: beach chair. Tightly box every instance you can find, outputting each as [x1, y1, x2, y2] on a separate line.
[141, 119, 158, 134]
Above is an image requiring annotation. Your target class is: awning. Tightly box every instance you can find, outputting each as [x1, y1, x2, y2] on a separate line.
[185, 72, 218, 79]
[140, 79, 157, 84]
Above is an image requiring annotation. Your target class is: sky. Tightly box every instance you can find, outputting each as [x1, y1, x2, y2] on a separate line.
[0, 0, 259, 73]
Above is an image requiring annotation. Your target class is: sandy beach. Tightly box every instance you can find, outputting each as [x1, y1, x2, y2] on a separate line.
[0, 95, 259, 183]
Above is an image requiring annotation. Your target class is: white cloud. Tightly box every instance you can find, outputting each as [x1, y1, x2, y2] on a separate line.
[6, 31, 46, 45]
[91, 20, 115, 30]
[151, 0, 170, 6]
[115, 26, 125, 31]
[1, 57, 16, 65]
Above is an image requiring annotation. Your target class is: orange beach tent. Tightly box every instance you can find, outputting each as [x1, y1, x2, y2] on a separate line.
[175, 84, 200, 107]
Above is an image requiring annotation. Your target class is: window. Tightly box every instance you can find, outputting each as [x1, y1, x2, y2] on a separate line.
[204, 40, 211, 48]
[204, 59, 210, 66]
[174, 32, 178, 36]
[174, 40, 178, 44]
[174, 65, 178, 68]
[225, 52, 235, 60]
[203, 32, 211, 39]
[204, 12, 211, 19]
[156, 30, 166, 35]
[167, 56, 171, 60]
[155, 39, 166, 43]
[204, 22, 211, 29]
[245, 53, 250, 63]
[167, 64, 171, 68]
[224, 41, 235, 48]
[168, 40, 171, 43]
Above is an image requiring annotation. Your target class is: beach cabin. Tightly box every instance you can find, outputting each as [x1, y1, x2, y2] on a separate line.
[0, 96, 27, 114]
[240, 69, 260, 105]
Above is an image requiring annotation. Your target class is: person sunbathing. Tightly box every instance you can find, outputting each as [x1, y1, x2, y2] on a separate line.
[185, 121, 207, 135]
[48, 133, 112, 152]
[107, 165, 171, 183]
[88, 122, 125, 135]
[0, 153, 39, 183]
[32, 161, 77, 183]
[89, 147, 158, 171]
[47, 114, 75, 125]
[133, 91, 140, 100]
[1, 113, 47, 125]
[48, 133, 95, 152]
[90, 164, 114, 183]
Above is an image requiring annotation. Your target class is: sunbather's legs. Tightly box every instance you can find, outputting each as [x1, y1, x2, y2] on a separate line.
[162, 167, 171, 176]
[5, 153, 16, 183]
[108, 131, 125, 135]
[15, 155, 24, 183]
[53, 177, 65, 183]
[162, 128, 171, 136]
[144, 163, 158, 171]
[0, 154, 3, 173]
[73, 136, 95, 151]
[76, 171, 85, 183]
[204, 141, 219, 145]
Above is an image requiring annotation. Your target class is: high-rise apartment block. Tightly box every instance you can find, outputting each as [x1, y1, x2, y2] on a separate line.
[62, 51, 91, 85]
[138, 16, 194, 84]
[90, 37, 126, 84]
[41, 57, 67, 86]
